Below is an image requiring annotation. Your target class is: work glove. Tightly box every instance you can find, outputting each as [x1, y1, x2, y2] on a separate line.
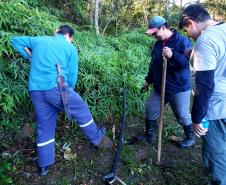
[140, 81, 149, 93]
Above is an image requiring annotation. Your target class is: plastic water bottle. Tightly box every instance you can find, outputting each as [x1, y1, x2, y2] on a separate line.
[202, 118, 209, 129]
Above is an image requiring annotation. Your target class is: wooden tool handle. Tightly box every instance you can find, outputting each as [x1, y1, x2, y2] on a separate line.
[157, 56, 167, 164]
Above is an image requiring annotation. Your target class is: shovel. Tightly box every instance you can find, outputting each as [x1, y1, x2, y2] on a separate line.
[102, 81, 127, 185]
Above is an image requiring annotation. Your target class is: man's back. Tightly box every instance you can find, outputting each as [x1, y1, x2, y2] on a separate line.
[11, 34, 78, 91]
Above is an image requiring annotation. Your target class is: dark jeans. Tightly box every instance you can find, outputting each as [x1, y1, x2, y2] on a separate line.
[203, 119, 226, 185]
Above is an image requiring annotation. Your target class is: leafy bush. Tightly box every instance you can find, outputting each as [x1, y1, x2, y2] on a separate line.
[0, 0, 155, 136]
[0, 1, 58, 135]
[0, 161, 13, 185]
[76, 29, 155, 121]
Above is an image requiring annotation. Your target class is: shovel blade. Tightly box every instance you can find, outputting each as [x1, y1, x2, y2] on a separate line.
[103, 173, 116, 184]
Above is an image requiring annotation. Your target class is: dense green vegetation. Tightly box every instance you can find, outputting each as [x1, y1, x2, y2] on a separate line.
[0, 0, 154, 132]
[0, 2, 153, 183]
[1, 0, 225, 184]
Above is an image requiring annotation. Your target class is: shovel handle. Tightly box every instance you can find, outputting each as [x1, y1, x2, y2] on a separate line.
[157, 56, 167, 164]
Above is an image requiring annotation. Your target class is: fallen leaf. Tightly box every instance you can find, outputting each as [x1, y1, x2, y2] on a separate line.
[168, 135, 180, 142]
[63, 146, 77, 161]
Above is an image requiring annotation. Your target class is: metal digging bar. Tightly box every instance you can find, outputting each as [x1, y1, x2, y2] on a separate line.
[102, 81, 127, 185]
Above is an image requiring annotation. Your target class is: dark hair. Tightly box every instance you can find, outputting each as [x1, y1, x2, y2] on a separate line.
[179, 4, 211, 29]
[56, 25, 74, 37]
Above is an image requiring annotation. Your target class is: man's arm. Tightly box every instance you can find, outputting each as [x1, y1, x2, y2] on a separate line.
[191, 36, 217, 137]
[144, 61, 154, 84]
[192, 70, 214, 137]
[11, 36, 32, 60]
[145, 46, 156, 84]
[192, 37, 217, 123]
[68, 47, 78, 89]
[192, 70, 215, 123]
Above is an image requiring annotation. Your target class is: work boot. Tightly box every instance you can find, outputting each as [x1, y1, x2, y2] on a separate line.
[127, 119, 157, 144]
[96, 135, 113, 149]
[145, 119, 157, 143]
[178, 124, 195, 148]
[38, 166, 49, 176]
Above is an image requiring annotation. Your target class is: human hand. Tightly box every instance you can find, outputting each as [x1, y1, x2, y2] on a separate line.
[162, 47, 173, 59]
[140, 81, 149, 93]
[193, 123, 208, 137]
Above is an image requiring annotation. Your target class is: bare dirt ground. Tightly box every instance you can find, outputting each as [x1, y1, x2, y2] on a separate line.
[3, 110, 210, 185]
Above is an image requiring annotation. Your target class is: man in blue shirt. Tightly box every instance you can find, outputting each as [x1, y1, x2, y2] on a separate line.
[179, 4, 226, 184]
[131, 16, 194, 148]
[11, 25, 113, 176]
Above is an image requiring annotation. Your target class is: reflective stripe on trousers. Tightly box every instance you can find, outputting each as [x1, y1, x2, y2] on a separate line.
[30, 87, 103, 167]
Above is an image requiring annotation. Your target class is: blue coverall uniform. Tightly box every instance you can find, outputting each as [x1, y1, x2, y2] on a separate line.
[11, 34, 103, 167]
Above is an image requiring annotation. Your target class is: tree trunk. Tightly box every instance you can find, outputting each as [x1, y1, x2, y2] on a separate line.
[90, 0, 93, 26]
[143, 7, 148, 26]
[143, 0, 148, 26]
[95, 0, 99, 35]
[102, 15, 114, 36]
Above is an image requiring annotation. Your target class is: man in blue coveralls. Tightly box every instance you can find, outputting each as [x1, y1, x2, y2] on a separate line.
[11, 25, 113, 176]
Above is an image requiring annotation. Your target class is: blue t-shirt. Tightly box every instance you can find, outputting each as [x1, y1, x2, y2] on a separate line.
[11, 34, 78, 91]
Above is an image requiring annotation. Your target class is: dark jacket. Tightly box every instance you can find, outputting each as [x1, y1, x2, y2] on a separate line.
[145, 29, 192, 94]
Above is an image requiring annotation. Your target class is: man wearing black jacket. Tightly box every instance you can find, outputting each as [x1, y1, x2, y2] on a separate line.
[136, 16, 194, 148]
